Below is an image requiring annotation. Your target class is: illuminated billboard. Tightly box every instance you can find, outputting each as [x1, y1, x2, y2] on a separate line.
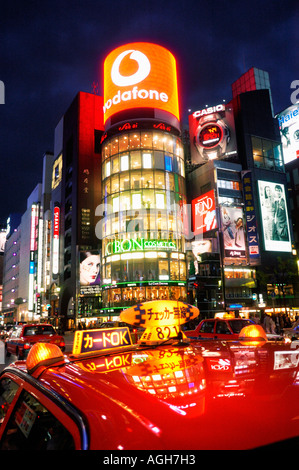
[192, 190, 217, 235]
[258, 180, 292, 252]
[103, 42, 179, 124]
[52, 206, 60, 275]
[220, 206, 246, 259]
[277, 103, 299, 164]
[80, 250, 101, 287]
[189, 103, 237, 164]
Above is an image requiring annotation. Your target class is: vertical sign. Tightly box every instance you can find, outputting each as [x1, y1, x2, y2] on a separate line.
[52, 206, 60, 275]
[29, 204, 39, 312]
[242, 171, 260, 264]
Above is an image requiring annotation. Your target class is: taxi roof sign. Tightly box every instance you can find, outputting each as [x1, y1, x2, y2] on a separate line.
[120, 300, 199, 346]
[72, 327, 134, 356]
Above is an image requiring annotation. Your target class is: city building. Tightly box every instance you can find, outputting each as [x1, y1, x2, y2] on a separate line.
[99, 43, 188, 317]
[187, 68, 296, 321]
[50, 91, 103, 331]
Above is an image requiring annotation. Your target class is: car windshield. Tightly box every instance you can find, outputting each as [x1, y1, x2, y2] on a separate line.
[23, 325, 56, 336]
[228, 319, 253, 333]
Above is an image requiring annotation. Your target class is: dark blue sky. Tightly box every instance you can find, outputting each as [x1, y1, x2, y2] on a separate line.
[1, 0, 298, 222]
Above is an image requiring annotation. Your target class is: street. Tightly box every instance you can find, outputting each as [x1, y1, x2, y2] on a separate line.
[0, 332, 75, 373]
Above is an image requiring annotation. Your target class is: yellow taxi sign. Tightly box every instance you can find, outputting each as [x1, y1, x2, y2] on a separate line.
[120, 300, 199, 345]
[72, 327, 133, 356]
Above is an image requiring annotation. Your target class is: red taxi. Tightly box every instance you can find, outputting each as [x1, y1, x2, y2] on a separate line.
[1, 301, 299, 450]
[5, 323, 65, 360]
[184, 317, 255, 340]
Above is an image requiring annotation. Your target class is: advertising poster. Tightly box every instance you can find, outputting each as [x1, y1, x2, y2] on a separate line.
[189, 103, 237, 164]
[258, 180, 292, 252]
[242, 171, 260, 265]
[277, 104, 299, 164]
[192, 190, 217, 235]
[220, 206, 246, 259]
[79, 250, 101, 294]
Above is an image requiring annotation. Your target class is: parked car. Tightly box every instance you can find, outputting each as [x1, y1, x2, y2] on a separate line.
[184, 317, 255, 340]
[5, 323, 65, 360]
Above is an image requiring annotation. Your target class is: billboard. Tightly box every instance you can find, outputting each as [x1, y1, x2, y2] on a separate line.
[258, 180, 292, 252]
[79, 250, 101, 287]
[242, 171, 260, 264]
[192, 190, 217, 235]
[103, 42, 179, 124]
[189, 103, 237, 164]
[277, 104, 299, 164]
[220, 206, 246, 259]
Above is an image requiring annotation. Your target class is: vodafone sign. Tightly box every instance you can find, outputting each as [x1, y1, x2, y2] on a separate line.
[103, 42, 179, 124]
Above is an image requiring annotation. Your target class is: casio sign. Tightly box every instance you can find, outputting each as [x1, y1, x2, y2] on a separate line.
[193, 104, 225, 118]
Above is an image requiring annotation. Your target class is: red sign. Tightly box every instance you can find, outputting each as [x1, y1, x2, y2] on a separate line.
[192, 190, 217, 235]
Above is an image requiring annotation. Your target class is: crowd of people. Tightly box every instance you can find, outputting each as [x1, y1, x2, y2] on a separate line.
[259, 312, 296, 335]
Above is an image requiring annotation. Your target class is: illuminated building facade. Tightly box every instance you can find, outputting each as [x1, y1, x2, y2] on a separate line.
[100, 43, 187, 314]
[187, 68, 296, 319]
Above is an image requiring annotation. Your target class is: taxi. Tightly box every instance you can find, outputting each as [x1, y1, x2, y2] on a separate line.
[184, 317, 255, 340]
[1, 301, 299, 450]
[5, 323, 65, 360]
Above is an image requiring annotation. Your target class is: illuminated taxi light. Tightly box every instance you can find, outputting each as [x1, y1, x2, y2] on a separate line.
[239, 324, 268, 342]
[26, 342, 64, 375]
[120, 300, 199, 346]
[72, 327, 134, 356]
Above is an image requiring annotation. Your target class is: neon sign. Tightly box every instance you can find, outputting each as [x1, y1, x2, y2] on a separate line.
[72, 327, 133, 355]
[103, 43, 179, 124]
[105, 238, 177, 256]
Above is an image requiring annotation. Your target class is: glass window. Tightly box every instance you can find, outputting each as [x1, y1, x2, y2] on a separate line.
[129, 133, 140, 149]
[165, 173, 175, 191]
[112, 196, 119, 213]
[131, 151, 141, 170]
[141, 132, 152, 149]
[199, 320, 215, 333]
[142, 170, 154, 188]
[111, 175, 119, 194]
[131, 171, 141, 189]
[155, 171, 165, 189]
[156, 193, 165, 209]
[142, 153, 152, 169]
[0, 378, 19, 425]
[154, 151, 164, 170]
[153, 133, 164, 150]
[159, 260, 169, 280]
[170, 260, 179, 280]
[120, 173, 130, 191]
[120, 155, 129, 172]
[165, 136, 174, 154]
[105, 161, 111, 178]
[120, 192, 130, 211]
[111, 156, 119, 174]
[179, 260, 186, 280]
[216, 321, 231, 335]
[143, 190, 155, 209]
[119, 134, 129, 152]
[110, 137, 119, 155]
[0, 390, 75, 450]
[165, 155, 172, 172]
[132, 193, 142, 210]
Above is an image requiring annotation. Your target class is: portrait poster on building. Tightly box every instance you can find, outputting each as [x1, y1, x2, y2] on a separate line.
[220, 206, 246, 259]
[258, 180, 292, 252]
[79, 250, 101, 294]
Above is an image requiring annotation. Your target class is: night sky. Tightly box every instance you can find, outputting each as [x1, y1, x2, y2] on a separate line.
[1, 0, 298, 223]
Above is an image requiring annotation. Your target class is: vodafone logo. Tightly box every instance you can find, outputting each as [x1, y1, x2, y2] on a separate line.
[103, 43, 179, 123]
[111, 49, 151, 87]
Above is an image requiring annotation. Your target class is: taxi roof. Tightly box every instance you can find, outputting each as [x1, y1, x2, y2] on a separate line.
[20, 336, 299, 450]
[4, 300, 299, 450]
